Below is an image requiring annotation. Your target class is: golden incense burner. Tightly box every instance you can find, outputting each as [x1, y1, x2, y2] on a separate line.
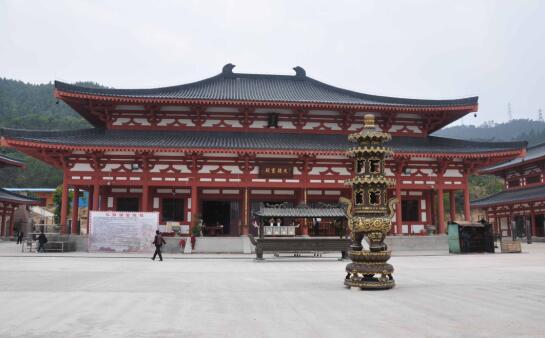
[343, 114, 396, 290]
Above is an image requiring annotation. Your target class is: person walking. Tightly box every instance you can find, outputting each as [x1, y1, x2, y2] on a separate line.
[151, 230, 166, 261]
[37, 231, 47, 253]
[16, 231, 24, 244]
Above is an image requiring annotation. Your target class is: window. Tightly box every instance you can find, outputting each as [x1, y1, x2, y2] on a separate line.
[369, 190, 380, 205]
[526, 175, 541, 185]
[508, 179, 520, 188]
[267, 113, 279, 128]
[356, 160, 364, 174]
[369, 160, 381, 174]
[355, 191, 363, 204]
[162, 198, 184, 222]
[401, 200, 419, 222]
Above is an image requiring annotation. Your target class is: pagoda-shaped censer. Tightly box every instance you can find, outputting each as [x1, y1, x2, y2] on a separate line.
[344, 114, 397, 290]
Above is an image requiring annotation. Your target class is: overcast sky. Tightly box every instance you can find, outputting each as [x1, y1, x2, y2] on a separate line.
[1, 0, 544, 126]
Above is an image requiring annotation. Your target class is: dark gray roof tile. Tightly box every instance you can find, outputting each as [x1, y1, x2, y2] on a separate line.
[0, 128, 526, 155]
[0, 154, 24, 168]
[471, 184, 545, 207]
[0, 188, 39, 205]
[482, 142, 545, 173]
[255, 207, 347, 218]
[55, 65, 478, 107]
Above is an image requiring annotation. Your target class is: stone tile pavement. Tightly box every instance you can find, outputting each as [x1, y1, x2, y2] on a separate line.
[0, 240, 543, 338]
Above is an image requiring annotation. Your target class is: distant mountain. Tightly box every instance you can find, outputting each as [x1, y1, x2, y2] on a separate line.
[434, 119, 545, 146]
[0, 78, 92, 130]
[0, 78, 95, 188]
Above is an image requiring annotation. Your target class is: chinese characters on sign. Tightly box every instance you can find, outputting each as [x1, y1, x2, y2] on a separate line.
[258, 163, 293, 178]
[88, 211, 159, 253]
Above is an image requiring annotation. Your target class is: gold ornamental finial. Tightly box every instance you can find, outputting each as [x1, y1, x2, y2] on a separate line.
[363, 114, 375, 128]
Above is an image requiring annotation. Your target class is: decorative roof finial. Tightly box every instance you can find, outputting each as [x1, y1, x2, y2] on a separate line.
[364, 114, 375, 129]
[222, 63, 236, 74]
[293, 66, 306, 77]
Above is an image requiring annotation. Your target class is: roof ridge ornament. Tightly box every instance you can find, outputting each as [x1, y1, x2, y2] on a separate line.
[222, 63, 236, 75]
[293, 66, 306, 77]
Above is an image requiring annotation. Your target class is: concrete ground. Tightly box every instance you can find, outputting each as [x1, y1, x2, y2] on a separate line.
[0, 242, 544, 338]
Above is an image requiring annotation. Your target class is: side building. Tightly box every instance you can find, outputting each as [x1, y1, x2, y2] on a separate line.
[472, 142, 545, 238]
[0, 65, 525, 239]
[0, 154, 38, 237]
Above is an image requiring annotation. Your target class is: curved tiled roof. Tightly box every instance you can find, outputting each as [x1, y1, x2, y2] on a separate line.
[0, 128, 525, 156]
[0, 154, 24, 168]
[481, 141, 545, 174]
[255, 207, 347, 218]
[0, 188, 38, 205]
[471, 184, 545, 207]
[55, 64, 478, 108]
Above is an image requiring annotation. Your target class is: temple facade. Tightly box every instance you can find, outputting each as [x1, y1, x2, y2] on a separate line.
[472, 142, 545, 238]
[0, 64, 526, 237]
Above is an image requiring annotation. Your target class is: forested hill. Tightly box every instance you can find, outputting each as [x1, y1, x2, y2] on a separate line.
[434, 119, 545, 146]
[0, 78, 91, 130]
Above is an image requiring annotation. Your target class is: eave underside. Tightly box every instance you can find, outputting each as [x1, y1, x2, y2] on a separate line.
[57, 94, 476, 132]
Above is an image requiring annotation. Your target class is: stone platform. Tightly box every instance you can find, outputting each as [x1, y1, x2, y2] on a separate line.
[31, 234, 449, 254]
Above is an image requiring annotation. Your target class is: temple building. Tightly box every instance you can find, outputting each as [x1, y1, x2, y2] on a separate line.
[0, 154, 38, 236]
[0, 64, 526, 237]
[472, 142, 545, 238]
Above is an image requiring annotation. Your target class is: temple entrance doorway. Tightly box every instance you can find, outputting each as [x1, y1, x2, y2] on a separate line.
[116, 197, 139, 212]
[202, 201, 231, 236]
[535, 214, 544, 237]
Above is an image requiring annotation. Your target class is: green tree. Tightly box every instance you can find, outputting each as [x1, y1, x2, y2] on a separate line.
[470, 174, 504, 200]
[53, 185, 73, 224]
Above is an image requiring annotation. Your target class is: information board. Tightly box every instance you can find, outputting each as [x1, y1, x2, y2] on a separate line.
[88, 211, 159, 253]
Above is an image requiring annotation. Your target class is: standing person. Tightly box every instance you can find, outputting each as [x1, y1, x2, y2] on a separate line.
[37, 231, 47, 253]
[151, 230, 166, 261]
[313, 218, 321, 236]
[16, 231, 24, 244]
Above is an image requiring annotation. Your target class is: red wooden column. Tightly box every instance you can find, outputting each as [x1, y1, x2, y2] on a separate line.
[142, 185, 149, 212]
[9, 208, 16, 237]
[449, 190, 456, 222]
[0, 206, 4, 237]
[91, 155, 101, 212]
[463, 177, 471, 221]
[190, 185, 199, 230]
[141, 157, 149, 212]
[88, 186, 94, 210]
[395, 183, 402, 235]
[437, 186, 446, 234]
[92, 183, 100, 212]
[71, 187, 79, 234]
[87, 186, 93, 235]
[241, 188, 249, 235]
[60, 181, 69, 234]
[530, 204, 536, 237]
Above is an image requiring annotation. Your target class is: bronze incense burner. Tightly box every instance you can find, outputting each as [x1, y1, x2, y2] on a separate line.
[344, 114, 396, 290]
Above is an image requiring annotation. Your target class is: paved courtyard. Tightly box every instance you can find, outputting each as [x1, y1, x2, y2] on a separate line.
[0, 242, 544, 338]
